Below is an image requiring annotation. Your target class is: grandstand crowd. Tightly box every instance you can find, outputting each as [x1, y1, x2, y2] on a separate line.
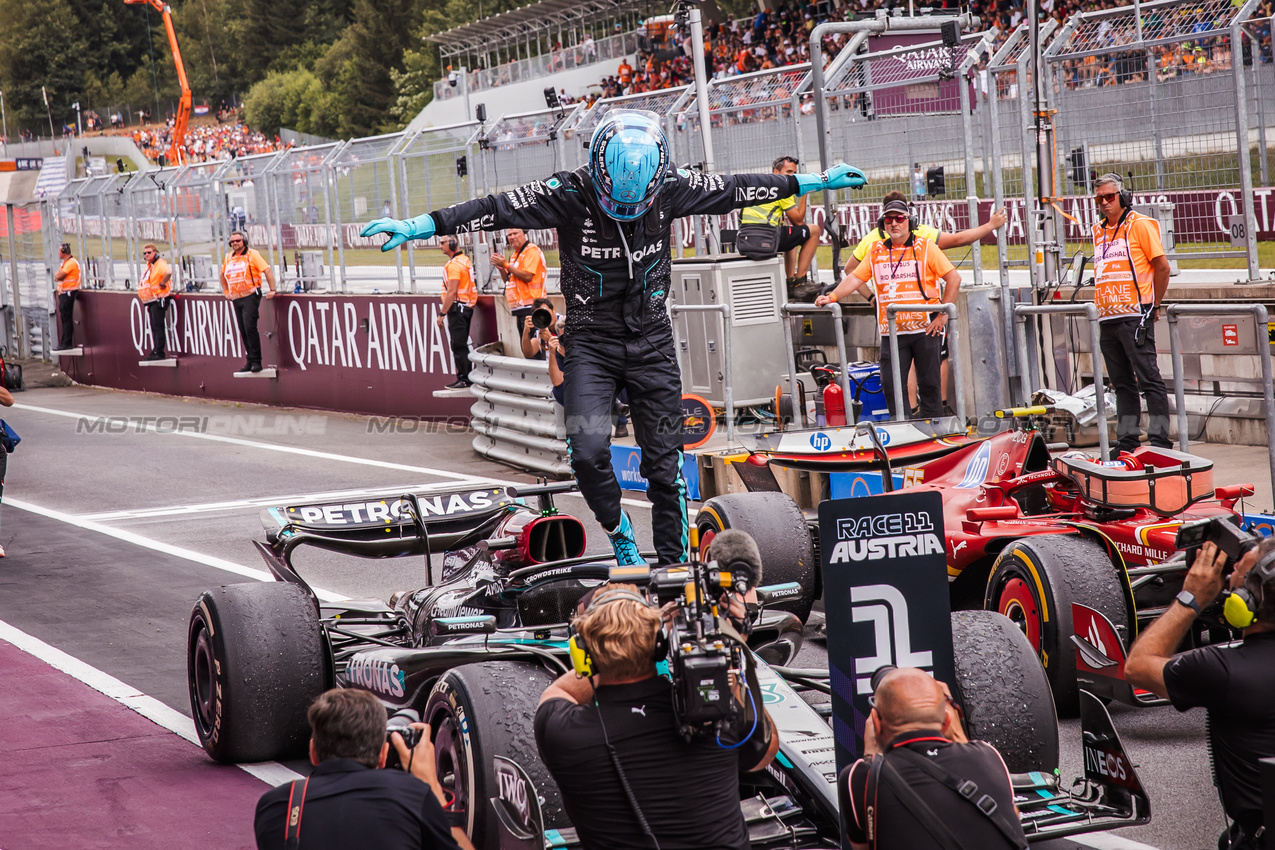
[133, 119, 290, 164]
[549, 0, 1273, 108]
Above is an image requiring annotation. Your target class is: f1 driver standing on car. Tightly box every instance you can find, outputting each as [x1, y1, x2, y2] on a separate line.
[362, 110, 866, 566]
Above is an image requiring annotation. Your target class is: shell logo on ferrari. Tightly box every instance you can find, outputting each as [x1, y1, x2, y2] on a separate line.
[347, 656, 406, 697]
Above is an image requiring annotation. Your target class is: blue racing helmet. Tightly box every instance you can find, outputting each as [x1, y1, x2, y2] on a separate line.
[588, 109, 670, 221]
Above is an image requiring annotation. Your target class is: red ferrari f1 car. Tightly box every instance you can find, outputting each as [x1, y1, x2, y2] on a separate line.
[700, 410, 1255, 714]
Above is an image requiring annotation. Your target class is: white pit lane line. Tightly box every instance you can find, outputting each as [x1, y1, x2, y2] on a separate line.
[0, 618, 303, 786]
[13, 401, 667, 514]
[7, 498, 346, 603]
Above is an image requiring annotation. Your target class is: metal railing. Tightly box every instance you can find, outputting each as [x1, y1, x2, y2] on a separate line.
[781, 302, 850, 429]
[885, 302, 967, 425]
[1166, 303, 1275, 498]
[1013, 302, 1110, 460]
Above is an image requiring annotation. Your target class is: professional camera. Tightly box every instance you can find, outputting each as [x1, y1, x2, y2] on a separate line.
[1174, 516, 1260, 574]
[531, 307, 556, 331]
[385, 707, 422, 768]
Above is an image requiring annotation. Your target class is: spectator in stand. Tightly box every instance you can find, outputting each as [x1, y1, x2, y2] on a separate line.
[618, 58, 635, 89]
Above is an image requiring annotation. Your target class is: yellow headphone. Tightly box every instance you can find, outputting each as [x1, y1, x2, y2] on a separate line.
[1222, 548, 1275, 629]
[568, 588, 651, 678]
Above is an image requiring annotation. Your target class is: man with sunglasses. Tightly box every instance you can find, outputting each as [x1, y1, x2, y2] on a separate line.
[817, 198, 961, 419]
[54, 243, 81, 351]
[137, 244, 174, 361]
[839, 667, 1025, 850]
[220, 231, 276, 373]
[1090, 173, 1171, 458]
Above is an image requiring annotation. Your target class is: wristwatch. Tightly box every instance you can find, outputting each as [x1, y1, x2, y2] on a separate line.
[1174, 590, 1201, 615]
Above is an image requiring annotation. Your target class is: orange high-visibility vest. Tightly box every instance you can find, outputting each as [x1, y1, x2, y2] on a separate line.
[57, 258, 81, 292]
[444, 253, 477, 308]
[852, 235, 953, 336]
[1092, 210, 1163, 321]
[222, 248, 270, 300]
[138, 258, 172, 303]
[505, 243, 547, 309]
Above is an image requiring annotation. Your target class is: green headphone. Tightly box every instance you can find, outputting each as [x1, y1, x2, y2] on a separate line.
[1222, 547, 1275, 629]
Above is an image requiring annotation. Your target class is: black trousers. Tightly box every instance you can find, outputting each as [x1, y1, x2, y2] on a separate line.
[232, 292, 262, 367]
[880, 331, 942, 418]
[448, 304, 474, 382]
[563, 332, 688, 566]
[146, 299, 169, 357]
[1099, 316, 1171, 453]
[57, 290, 78, 349]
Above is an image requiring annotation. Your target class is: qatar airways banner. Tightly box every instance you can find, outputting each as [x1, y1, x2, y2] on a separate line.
[59, 292, 496, 419]
[810, 187, 1275, 247]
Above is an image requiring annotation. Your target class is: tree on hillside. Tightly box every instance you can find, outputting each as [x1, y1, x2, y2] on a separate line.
[0, 0, 88, 130]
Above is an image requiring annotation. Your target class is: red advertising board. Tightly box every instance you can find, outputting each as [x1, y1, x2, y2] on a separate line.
[60, 292, 497, 420]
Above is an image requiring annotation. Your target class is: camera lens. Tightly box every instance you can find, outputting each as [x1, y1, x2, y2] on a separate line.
[532, 307, 554, 330]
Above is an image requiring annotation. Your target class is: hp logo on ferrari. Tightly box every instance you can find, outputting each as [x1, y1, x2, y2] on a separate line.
[810, 432, 832, 451]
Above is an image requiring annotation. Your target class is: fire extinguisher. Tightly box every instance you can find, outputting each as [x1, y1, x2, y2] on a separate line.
[823, 381, 847, 427]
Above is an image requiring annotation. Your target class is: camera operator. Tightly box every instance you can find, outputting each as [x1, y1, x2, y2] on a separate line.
[1126, 537, 1275, 850]
[840, 667, 1026, 850]
[254, 688, 471, 850]
[520, 297, 558, 360]
[534, 583, 778, 850]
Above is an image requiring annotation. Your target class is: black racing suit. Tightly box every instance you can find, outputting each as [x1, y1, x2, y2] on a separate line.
[429, 167, 799, 564]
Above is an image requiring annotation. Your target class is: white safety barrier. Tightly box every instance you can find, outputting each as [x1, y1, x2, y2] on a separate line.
[468, 343, 571, 478]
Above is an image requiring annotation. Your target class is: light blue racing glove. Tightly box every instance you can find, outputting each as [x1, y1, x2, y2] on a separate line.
[794, 163, 867, 196]
[359, 213, 437, 252]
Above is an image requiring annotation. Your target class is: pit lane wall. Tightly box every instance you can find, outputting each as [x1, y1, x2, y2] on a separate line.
[58, 291, 497, 419]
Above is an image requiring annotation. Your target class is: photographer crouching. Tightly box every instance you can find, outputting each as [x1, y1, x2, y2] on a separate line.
[1127, 532, 1275, 850]
[534, 534, 779, 850]
[254, 688, 472, 850]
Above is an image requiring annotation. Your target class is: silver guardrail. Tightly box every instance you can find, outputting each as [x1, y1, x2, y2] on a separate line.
[1167, 303, 1275, 500]
[886, 302, 967, 425]
[670, 302, 735, 445]
[781, 302, 850, 430]
[1013, 303, 1109, 461]
[468, 344, 571, 478]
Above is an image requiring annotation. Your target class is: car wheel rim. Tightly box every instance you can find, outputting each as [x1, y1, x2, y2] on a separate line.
[998, 577, 1042, 651]
[190, 623, 216, 738]
[698, 526, 717, 561]
[431, 712, 469, 822]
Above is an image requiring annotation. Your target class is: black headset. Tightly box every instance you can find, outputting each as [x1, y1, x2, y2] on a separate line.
[876, 202, 919, 243]
[443, 236, 459, 253]
[1223, 547, 1275, 629]
[1099, 173, 1133, 212]
[568, 587, 668, 678]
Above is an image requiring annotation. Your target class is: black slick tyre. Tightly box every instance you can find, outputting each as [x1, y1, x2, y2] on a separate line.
[424, 661, 565, 850]
[697, 492, 817, 622]
[984, 535, 1128, 716]
[187, 582, 329, 763]
[950, 610, 1059, 773]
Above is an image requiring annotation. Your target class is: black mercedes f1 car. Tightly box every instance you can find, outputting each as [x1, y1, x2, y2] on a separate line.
[187, 481, 1150, 850]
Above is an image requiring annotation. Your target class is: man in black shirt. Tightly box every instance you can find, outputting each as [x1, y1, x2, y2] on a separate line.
[840, 668, 1026, 850]
[1126, 537, 1275, 850]
[254, 688, 468, 850]
[534, 585, 778, 850]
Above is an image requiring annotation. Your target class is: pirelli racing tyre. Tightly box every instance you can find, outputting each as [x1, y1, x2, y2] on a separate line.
[950, 610, 1059, 773]
[424, 661, 566, 850]
[697, 492, 817, 623]
[984, 535, 1129, 717]
[187, 582, 330, 763]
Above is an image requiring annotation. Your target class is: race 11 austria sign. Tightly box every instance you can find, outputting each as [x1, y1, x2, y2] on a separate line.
[819, 490, 954, 777]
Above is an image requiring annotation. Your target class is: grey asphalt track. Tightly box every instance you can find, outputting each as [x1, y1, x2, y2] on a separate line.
[0, 385, 1243, 849]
